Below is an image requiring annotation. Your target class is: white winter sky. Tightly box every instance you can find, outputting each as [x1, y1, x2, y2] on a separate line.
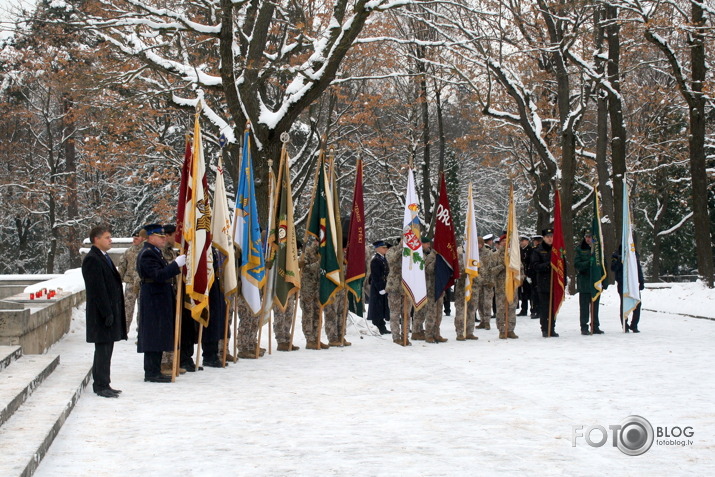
[0, 0, 33, 38]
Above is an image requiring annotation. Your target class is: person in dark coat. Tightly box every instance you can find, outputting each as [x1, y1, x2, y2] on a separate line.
[136, 224, 185, 382]
[202, 248, 227, 367]
[517, 236, 532, 316]
[531, 228, 560, 337]
[611, 244, 645, 332]
[81, 224, 128, 398]
[575, 231, 605, 335]
[367, 240, 390, 334]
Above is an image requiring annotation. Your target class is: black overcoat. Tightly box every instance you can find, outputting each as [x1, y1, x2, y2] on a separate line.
[367, 252, 390, 322]
[82, 246, 128, 343]
[136, 243, 180, 353]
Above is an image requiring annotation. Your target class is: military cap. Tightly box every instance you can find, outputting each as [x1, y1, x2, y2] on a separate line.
[373, 240, 389, 248]
[144, 223, 166, 236]
[541, 228, 554, 236]
[483, 233, 495, 241]
[162, 224, 177, 235]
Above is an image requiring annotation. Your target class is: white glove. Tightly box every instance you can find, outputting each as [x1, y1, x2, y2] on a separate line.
[175, 254, 187, 267]
[379, 290, 386, 295]
[526, 277, 532, 284]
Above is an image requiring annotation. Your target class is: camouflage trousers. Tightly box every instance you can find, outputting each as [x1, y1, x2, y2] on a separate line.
[424, 296, 445, 340]
[124, 284, 138, 332]
[478, 285, 495, 324]
[454, 286, 480, 336]
[273, 296, 296, 344]
[412, 300, 429, 334]
[237, 296, 260, 352]
[495, 293, 517, 333]
[300, 292, 321, 343]
[388, 292, 409, 340]
[324, 289, 347, 343]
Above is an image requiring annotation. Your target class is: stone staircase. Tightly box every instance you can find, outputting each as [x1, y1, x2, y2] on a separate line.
[0, 345, 91, 477]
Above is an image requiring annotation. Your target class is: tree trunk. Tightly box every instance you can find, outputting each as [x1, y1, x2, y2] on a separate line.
[63, 94, 81, 268]
[688, 2, 714, 287]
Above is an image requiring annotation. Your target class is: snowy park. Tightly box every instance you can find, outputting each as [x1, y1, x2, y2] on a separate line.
[24, 281, 715, 476]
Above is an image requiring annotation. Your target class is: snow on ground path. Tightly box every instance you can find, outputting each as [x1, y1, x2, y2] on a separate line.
[34, 288, 715, 476]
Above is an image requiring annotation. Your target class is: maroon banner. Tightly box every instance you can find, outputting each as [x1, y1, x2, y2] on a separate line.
[174, 140, 192, 247]
[345, 159, 366, 299]
[550, 189, 566, 317]
[433, 173, 460, 300]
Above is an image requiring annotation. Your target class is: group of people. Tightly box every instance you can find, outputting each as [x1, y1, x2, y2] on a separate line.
[366, 227, 645, 345]
[81, 222, 644, 398]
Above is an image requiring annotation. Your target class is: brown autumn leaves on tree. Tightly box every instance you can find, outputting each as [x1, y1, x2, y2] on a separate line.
[0, 0, 712, 285]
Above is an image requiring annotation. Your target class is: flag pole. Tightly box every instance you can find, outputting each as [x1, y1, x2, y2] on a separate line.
[172, 274, 184, 381]
[232, 296, 239, 361]
[504, 297, 509, 339]
[221, 296, 231, 367]
[255, 310, 263, 358]
[402, 296, 409, 347]
[196, 324, 204, 370]
[462, 287, 468, 339]
[340, 294, 350, 345]
[289, 293, 299, 351]
[590, 301, 594, 335]
[547, 269, 554, 338]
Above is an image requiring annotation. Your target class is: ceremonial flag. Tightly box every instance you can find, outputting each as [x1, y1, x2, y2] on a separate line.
[621, 178, 641, 322]
[504, 184, 522, 303]
[233, 127, 266, 315]
[345, 159, 366, 316]
[269, 143, 301, 310]
[590, 185, 607, 300]
[306, 151, 341, 307]
[183, 114, 214, 326]
[433, 173, 460, 300]
[401, 168, 427, 310]
[210, 156, 238, 297]
[464, 183, 480, 302]
[175, 140, 192, 246]
[550, 189, 566, 318]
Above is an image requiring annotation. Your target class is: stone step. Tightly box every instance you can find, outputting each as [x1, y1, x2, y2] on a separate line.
[0, 346, 23, 372]
[0, 355, 60, 429]
[0, 361, 92, 477]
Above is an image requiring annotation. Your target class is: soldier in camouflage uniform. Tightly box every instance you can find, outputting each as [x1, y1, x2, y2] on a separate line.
[422, 248, 448, 343]
[237, 287, 264, 358]
[411, 238, 431, 341]
[454, 252, 479, 340]
[476, 240, 497, 330]
[300, 237, 329, 350]
[117, 228, 145, 332]
[493, 238, 519, 338]
[386, 242, 410, 346]
[324, 285, 350, 347]
[273, 295, 300, 351]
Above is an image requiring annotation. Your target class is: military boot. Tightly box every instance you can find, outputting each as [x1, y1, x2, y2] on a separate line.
[411, 331, 426, 341]
[507, 331, 519, 339]
[277, 342, 300, 351]
[456, 335, 466, 341]
[436, 336, 448, 343]
[393, 338, 412, 346]
[425, 337, 437, 343]
[342, 339, 352, 346]
[305, 341, 321, 350]
[475, 322, 486, 329]
[329, 340, 344, 347]
[466, 334, 479, 340]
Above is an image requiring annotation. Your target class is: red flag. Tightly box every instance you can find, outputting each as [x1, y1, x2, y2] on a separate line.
[550, 190, 566, 318]
[175, 140, 192, 246]
[345, 159, 366, 307]
[433, 173, 460, 300]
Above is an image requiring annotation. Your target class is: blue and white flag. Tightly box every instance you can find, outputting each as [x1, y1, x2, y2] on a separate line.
[621, 178, 641, 328]
[233, 127, 266, 314]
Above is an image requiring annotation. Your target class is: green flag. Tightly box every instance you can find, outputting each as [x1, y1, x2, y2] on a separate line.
[269, 144, 301, 310]
[307, 151, 341, 307]
[590, 185, 607, 300]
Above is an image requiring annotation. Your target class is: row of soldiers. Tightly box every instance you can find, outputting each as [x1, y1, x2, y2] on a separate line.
[116, 225, 353, 378]
[367, 232, 524, 347]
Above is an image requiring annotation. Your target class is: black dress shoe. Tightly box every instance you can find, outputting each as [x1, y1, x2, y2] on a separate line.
[551, 332, 559, 337]
[181, 361, 197, 372]
[629, 326, 640, 333]
[542, 331, 548, 338]
[144, 374, 172, 383]
[96, 388, 119, 398]
[379, 329, 391, 335]
[202, 358, 223, 368]
[592, 328, 605, 334]
[517, 312, 527, 316]
[581, 329, 591, 335]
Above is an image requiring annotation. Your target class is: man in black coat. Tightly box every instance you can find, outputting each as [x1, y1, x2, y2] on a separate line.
[367, 240, 390, 334]
[530, 228, 560, 337]
[136, 224, 185, 382]
[81, 225, 128, 398]
[517, 236, 533, 316]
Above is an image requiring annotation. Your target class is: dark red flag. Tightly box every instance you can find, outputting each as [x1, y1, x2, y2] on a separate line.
[345, 159, 366, 315]
[174, 140, 192, 246]
[433, 173, 460, 300]
[550, 190, 566, 317]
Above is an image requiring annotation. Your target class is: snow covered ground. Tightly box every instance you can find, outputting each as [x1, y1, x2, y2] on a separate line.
[33, 283, 715, 476]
